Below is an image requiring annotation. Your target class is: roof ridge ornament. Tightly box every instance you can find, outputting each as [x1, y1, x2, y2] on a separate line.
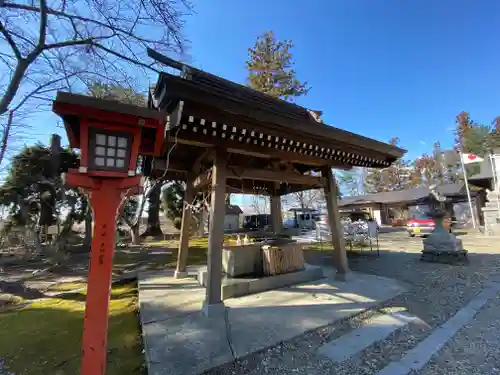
[181, 65, 193, 80]
[308, 109, 323, 123]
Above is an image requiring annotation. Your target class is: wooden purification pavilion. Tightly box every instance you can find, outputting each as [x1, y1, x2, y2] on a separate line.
[143, 51, 406, 315]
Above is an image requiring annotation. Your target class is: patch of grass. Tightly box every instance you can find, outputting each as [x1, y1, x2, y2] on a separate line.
[188, 237, 209, 248]
[46, 282, 87, 293]
[113, 240, 208, 274]
[146, 236, 237, 248]
[145, 237, 212, 248]
[0, 283, 144, 375]
[142, 239, 177, 247]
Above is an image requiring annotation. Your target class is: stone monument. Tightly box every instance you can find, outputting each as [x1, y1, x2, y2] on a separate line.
[482, 189, 500, 236]
[421, 208, 468, 264]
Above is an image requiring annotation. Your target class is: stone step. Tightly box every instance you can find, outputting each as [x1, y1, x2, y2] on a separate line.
[197, 264, 324, 300]
[317, 311, 417, 362]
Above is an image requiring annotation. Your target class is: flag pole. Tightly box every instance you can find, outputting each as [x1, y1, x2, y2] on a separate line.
[459, 150, 477, 228]
[489, 153, 500, 216]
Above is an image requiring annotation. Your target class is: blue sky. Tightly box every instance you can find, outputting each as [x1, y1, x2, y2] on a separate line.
[179, 0, 500, 210]
[15, 0, 500, 209]
[183, 0, 500, 160]
[31, 0, 500, 158]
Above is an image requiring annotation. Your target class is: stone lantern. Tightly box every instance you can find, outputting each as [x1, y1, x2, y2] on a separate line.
[52, 91, 165, 375]
[421, 208, 469, 264]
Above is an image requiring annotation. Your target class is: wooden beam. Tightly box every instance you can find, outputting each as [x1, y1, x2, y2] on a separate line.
[193, 166, 325, 190]
[225, 185, 271, 195]
[228, 167, 325, 187]
[169, 131, 352, 170]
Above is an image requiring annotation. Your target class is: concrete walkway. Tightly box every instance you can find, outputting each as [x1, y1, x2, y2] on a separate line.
[138, 266, 408, 375]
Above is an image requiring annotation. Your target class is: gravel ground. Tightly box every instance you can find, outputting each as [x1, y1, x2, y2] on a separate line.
[419, 294, 500, 375]
[207, 234, 500, 375]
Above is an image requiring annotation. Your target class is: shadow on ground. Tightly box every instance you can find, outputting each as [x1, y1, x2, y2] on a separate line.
[0, 244, 208, 302]
[139, 268, 407, 375]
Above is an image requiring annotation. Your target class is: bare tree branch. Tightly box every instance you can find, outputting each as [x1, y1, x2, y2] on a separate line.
[35, 0, 48, 53]
[0, 21, 21, 59]
[0, 0, 188, 115]
[92, 42, 160, 73]
[0, 59, 30, 116]
[8, 29, 36, 49]
[11, 72, 82, 112]
[2, 2, 179, 47]
[0, 0, 191, 159]
[44, 38, 93, 50]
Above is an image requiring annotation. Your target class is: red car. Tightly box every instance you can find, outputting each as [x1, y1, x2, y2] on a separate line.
[407, 214, 435, 237]
[407, 213, 454, 237]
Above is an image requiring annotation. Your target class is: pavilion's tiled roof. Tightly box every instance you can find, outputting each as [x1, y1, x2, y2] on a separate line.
[339, 183, 471, 206]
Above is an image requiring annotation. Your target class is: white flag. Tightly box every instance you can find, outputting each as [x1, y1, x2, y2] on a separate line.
[462, 153, 484, 164]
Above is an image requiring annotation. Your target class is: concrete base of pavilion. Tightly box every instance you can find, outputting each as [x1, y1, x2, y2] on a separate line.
[197, 264, 325, 299]
[138, 266, 408, 375]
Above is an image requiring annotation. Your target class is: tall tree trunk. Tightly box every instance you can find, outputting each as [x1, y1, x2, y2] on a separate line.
[141, 182, 163, 237]
[130, 224, 140, 245]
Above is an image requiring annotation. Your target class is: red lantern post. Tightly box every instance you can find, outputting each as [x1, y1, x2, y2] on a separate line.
[52, 92, 165, 375]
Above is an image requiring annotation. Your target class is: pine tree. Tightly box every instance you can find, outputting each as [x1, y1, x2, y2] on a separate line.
[246, 31, 312, 206]
[246, 31, 310, 101]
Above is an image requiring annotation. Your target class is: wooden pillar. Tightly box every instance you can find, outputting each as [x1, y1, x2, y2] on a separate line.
[270, 184, 282, 234]
[175, 177, 194, 279]
[270, 196, 282, 234]
[203, 148, 227, 316]
[322, 167, 350, 280]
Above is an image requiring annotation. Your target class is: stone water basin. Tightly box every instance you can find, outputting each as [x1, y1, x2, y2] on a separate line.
[222, 237, 296, 277]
